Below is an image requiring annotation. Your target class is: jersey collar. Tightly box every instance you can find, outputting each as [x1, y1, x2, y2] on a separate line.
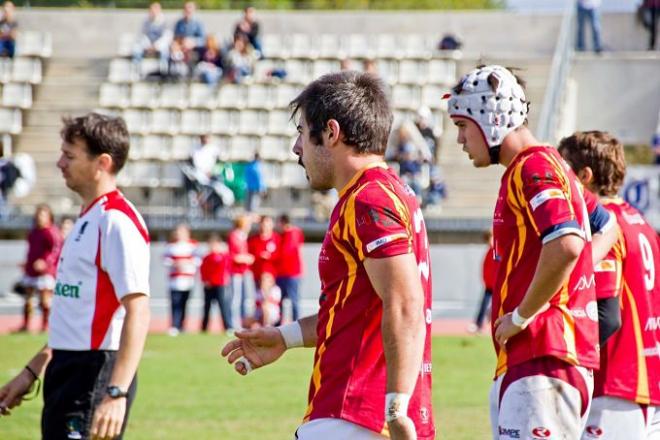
[80, 189, 120, 217]
[338, 161, 388, 199]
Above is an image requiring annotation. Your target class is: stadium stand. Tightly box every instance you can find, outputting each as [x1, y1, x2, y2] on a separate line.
[96, 32, 460, 218]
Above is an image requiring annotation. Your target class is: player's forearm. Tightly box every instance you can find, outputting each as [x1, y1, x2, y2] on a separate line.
[298, 314, 318, 348]
[518, 235, 583, 318]
[110, 295, 150, 389]
[26, 345, 52, 377]
[591, 222, 618, 264]
[382, 295, 425, 394]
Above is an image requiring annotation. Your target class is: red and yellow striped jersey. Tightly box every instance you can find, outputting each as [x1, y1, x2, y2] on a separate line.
[594, 199, 660, 404]
[492, 146, 600, 377]
[304, 162, 434, 439]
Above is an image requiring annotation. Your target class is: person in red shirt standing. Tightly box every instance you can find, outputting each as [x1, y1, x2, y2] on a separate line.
[222, 71, 434, 440]
[468, 230, 498, 334]
[20, 204, 62, 332]
[447, 65, 617, 439]
[275, 214, 303, 322]
[200, 234, 230, 333]
[558, 131, 660, 439]
[228, 214, 254, 329]
[248, 215, 280, 289]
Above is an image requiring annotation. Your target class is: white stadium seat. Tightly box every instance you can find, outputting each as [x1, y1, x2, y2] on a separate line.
[274, 84, 299, 109]
[99, 83, 129, 108]
[312, 59, 339, 79]
[109, 59, 135, 83]
[217, 84, 245, 109]
[262, 34, 286, 59]
[142, 135, 172, 160]
[11, 58, 42, 84]
[160, 83, 189, 109]
[2, 83, 32, 109]
[16, 31, 52, 58]
[0, 108, 22, 134]
[129, 135, 144, 160]
[260, 135, 288, 161]
[268, 109, 295, 136]
[123, 109, 151, 134]
[228, 135, 258, 161]
[0, 58, 11, 83]
[428, 59, 457, 85]
[282, 162, 308, 188]
[239, 110, 267, 135]
[211, 109, 238, 135]
[375, 34, 400, 59]
[246, 84, 273, 109]
[261, 161, 282, 188]
[189, 83, 217, 109]
[181, 109, 211, 135]
[131, 82, 159, 108]
[117, 33, 135, 57]
[290, 34, 314, 59]
[151, 109, 180, 135]
[421, 84, 444, 109]
[160, 163, 183, 187]
[392, 84, 420, 110]
[344, 34, 370, 59]
[172, 135, 195, 160]
[318, 34, 341, 59]
[283, 59, 310, 84]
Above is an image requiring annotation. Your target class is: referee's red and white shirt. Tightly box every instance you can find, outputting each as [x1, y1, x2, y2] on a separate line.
[49, 190, 150, 351]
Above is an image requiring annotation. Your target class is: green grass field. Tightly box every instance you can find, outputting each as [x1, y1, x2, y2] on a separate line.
[0, 334, 493, 439]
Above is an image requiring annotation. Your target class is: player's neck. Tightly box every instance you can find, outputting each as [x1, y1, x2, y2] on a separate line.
[333, 153, 384, 193]
[499, 128, 540, 167]
[79, 177, 117, 211]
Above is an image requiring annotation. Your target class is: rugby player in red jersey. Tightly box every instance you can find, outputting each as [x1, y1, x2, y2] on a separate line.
[447, 65, 617, 439]
[558, 131, 660, 439]
[222, 71, 434, 440]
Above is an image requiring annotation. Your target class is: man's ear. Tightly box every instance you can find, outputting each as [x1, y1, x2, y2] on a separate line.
[577, 166, 594, 186]
[325, 119, 341, 145]
[97, 153, 114, 174]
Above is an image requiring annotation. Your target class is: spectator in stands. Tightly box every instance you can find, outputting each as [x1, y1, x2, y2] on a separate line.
[275, 214, 303, 323]
[200, 234, 232, 333]
[0, 151, 20, 216]
[193, 35, 225, 86]
[438, 33, 462, 51]
[172, 1, 205, 67]
[0, 1, 17, 59]
[643, 0, 660, 50]
[415, 106, 441, 162]
[423, 165, 447, 209]
[652, 130, 660, 164]
[339, 58, 352, 71]
[363, 58, 378, 75]
[191, 134, 220, 178]
[132, 1, 171, 70]
[468, 230, 498, 334]
[58, 216, 74, 240]
[19, 204, 62, 332]
[234, 5, 263, 58]
[226, 33, 258, 83]
[576, 0, 603, 53]
[255, 272, 281, 327]
[244, 153, 266, 212]
[228, 214, 255, 329]
[248, 215, 279, 289]
[395, 126, 423, 197]
[163, 223, 199, 336]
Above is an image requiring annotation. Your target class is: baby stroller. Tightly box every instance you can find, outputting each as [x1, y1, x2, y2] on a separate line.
[180, 163, 235, 217]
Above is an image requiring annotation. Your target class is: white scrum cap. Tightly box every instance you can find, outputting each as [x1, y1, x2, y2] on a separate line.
[446, 65, 529, 163]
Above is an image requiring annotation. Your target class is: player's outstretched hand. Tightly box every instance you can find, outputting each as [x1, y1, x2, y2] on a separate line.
[0, 370, 34, 417]
[494, 313, 523, 347]
[388, 416, 418, 440]
[220, 327, 287, 375]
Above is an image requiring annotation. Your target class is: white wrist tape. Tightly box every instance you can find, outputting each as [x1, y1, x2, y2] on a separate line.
[236, 356, 253, 374]
[278, 321, 304, 349]
[385, 393, 411, 422]
[511, 307, 533, 329]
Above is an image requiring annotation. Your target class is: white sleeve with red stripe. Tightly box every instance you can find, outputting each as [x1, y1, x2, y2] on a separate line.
[100, 210, 151, 299]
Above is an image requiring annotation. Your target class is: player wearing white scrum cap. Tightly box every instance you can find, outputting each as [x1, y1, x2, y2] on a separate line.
[447, 65, 618, 439]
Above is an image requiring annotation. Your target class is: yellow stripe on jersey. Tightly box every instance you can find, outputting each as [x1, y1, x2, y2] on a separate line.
[624, 282, 651, 404]
[495, 242, 518, 376]
[542, 151, 577, 220]
[511, 156, 541, 238]
[376, 181, 413, 253]
[303, 278, 345, 421]
[559, 302, 578, 365]
[344, 183, 369, 261]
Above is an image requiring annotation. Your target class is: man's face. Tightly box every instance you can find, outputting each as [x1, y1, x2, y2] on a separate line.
[292, 114, 334, 191]
[149, 2, 161, 18]
[56, 138, 100, 194]
[260, 217, 273, 235]
[453, 117, 491, 168]
[183, 1, 195, 18]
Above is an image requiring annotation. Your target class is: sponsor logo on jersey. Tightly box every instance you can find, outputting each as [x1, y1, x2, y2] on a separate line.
[622, 211, 645, 226]
[574, 274, 595, 292]
[646, 317, 660, 332]
[419, 407, 430, 424]
[531, 427, 551, 438]
[594, 259, 616, 272]
[584, 425, 603, 437]
[421, 362, 432, 375]
[498, 427, 520, 438]
[530, 188, 565, 211]
[365, 233, 407, 253]
[586, 301, 599, 321]
[54, 281, 80, 299]
[74, 221, 89, 242]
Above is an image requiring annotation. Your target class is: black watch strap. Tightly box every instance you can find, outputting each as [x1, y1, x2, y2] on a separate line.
[106, 386, 129, 399]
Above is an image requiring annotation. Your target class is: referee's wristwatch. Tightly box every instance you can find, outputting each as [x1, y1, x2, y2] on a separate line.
[106, 386, 129, 399]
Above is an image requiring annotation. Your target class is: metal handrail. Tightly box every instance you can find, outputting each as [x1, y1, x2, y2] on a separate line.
[537, 3, 576, 144]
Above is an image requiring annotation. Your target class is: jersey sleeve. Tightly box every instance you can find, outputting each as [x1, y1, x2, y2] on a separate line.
[583, 189, 616, 234]
[519, 155, 584, 245]
[594, 238, 624, 300]
[347, 183, 413, 260]
[101, 211, 151, 299]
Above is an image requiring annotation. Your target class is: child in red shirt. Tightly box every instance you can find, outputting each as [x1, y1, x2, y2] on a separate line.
[200, 234, 231, 332]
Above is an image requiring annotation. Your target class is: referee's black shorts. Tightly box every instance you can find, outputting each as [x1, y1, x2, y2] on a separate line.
[42, 350, 137, 440]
